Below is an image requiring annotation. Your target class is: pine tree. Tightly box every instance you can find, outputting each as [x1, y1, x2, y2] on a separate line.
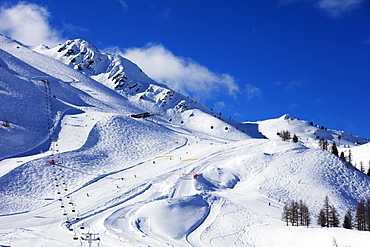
[324, 196, 331, 227]
[360, 161, 364, 173]
[331, 142, 339, 156]
[365, 198, 370, 231]
[337, 135, 342, 145]
[343, 208, 353, 229]
[329, 205, 340, 227]
[318, 195, 339, 228]
[348, 149, 352, 164]
[318, 208, 327, 227]
[367, 166, 370, 177]
[292, 134, 299, 143]
[340, 152, 346, 161]
[356, 199, 366, 231]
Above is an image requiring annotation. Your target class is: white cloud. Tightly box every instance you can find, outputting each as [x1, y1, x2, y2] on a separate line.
[245, 83, 262, 100]
[285, 81, 302, 91]
[278, 0, 310, 6]
[117, 0, 129, 12]
[115, 43, 239, 100]
[279, 0, 364, 16]
[213, 101, 226, 113]
[0, 2, 63, 46]
[317, 0, 364, 17]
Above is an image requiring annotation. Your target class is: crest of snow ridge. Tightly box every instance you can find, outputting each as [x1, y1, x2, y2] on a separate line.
[46, 39, 210, 114]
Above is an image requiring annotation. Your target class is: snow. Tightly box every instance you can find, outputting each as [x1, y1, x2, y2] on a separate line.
[1, 34, 370, 246]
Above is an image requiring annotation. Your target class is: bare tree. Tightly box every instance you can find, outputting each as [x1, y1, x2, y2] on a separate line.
[282, 200, 311, 227]
[279, 130, 291, 141]
[318, 196, 339, 227]
[282, 203, 290, 226]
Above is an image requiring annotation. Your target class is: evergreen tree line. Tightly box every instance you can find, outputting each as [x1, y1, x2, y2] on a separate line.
[318, 138, 370, 177]
[282, 196, 370, 231]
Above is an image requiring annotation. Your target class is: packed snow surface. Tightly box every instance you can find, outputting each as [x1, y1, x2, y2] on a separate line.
[1, 35, 370, 247]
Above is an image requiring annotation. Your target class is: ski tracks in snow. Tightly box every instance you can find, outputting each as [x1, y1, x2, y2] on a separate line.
[186, 198, 224, 247]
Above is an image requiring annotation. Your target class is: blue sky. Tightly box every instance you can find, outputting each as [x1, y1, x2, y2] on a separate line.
[1, 0, 370, 139]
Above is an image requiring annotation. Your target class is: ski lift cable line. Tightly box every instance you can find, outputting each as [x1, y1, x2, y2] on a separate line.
[43, 79, 97, 243]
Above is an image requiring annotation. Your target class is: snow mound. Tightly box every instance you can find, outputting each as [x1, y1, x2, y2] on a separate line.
[197, 167, 239, 190]
[134, 195, 208, 239]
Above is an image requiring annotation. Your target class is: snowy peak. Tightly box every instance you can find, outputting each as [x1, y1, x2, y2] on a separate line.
[36, 39, 154, 88]
[57, 39, 103, 74]
[280, 114, 294, 120]
[37, 39, 173, 103]
[34, 39, 257, 140]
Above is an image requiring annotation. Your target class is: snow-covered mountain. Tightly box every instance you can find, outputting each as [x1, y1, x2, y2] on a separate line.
[1, 34, 370, 247]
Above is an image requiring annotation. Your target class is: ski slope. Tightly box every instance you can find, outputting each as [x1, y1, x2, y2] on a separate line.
[1, 35, 370, 247]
